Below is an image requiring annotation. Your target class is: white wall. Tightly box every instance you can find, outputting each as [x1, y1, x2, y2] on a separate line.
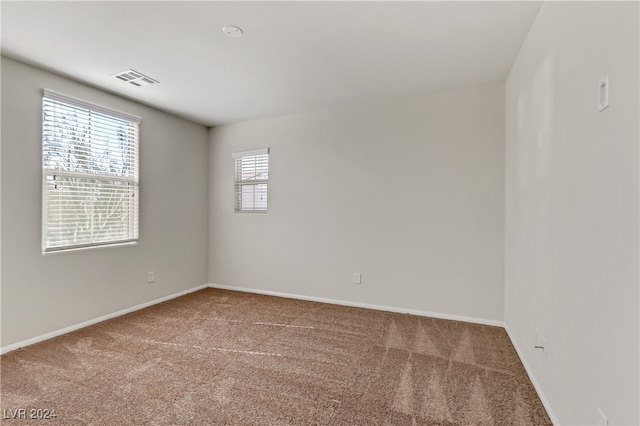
[1, 58, 210, 347]
[505, 2, 639, 425]
[209, 83, 505, 322]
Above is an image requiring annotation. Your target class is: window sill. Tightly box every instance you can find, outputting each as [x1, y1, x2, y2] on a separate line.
[42, 241, 138, 255]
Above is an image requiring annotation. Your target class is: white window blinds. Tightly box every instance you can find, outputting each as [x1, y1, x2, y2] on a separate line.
[233, 148, 269, 213]
[42, 89, 141, 252]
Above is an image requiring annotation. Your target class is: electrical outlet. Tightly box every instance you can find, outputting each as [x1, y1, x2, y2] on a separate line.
[537, 130, 543, 149]
[148, 271, 155, 283]
[596, 407, 608, 426]
[534, 329, 547, 358]
[353, 273, 361, 284]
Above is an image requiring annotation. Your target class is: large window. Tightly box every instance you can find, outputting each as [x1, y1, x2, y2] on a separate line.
[42, 89, 141, 252]
[233, 148, 269, 213]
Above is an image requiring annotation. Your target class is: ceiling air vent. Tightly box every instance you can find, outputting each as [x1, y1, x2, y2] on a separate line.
[112, 69, 159, 87]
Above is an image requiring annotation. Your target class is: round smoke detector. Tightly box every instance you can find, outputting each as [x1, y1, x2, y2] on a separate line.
[223, 26, 243, 38]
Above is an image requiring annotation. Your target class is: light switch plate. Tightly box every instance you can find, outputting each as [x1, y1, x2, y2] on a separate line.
[599, 75, 609, 112]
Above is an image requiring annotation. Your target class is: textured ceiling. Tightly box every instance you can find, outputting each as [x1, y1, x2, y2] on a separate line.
[1, 1, 542, 126]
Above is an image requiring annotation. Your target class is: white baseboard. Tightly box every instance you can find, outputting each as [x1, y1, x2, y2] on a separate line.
[0, 284, 209, 355]
[208, 283, 505, 327]
[504, 323, 559, 425]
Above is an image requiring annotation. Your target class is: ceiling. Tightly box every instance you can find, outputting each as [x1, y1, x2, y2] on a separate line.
[1, 1, 542, 127]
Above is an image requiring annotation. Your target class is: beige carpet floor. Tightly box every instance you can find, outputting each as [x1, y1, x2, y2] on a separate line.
[1, 289, 551, 425]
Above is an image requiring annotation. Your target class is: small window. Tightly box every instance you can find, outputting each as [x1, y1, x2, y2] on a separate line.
[42, 89, 141, 252]
[233, 148, 269, 213]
